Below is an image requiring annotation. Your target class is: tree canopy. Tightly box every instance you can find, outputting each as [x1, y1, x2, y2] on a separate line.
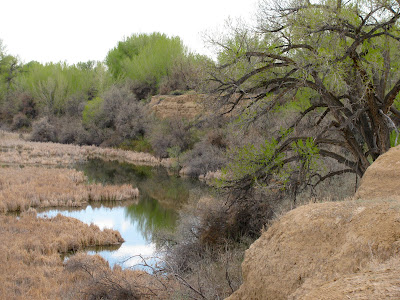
[105, 33, 188, 98]
[212, 0, 400, 195]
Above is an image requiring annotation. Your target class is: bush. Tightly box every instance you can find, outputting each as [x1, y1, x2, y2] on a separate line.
[106, 33, 190, 99]
[30, 117, 57, 142]
[55, 117, 87, 144]
[11, 113, 30, 130]
[156, 196, 248, 299]
[115, 101, 149, 140]
[82, 96, 104, 127]
[17, 92, 37, 119]
[181, 139, 227, 177]
[149, 119, 195, 158]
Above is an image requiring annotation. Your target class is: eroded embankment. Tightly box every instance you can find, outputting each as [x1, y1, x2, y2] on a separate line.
[228, 145, 400, 300]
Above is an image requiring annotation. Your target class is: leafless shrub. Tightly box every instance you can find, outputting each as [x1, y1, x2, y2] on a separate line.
[64, 254, 141, 300]
[30, 117, 57, 142]
[115, 101, 149, 140]
[65, 93, 86, 117]
[181, 136, 227, 177]
[149, 119, 194, 158]
[157, 196, 248, 299]
[11, 112, 30, 130]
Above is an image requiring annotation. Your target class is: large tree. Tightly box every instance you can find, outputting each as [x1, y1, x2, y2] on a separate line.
[212, 0, 400, 194]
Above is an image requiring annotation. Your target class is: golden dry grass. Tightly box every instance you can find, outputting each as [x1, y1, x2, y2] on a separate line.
[0, 212, 173, 299]
[0, 130, 171, 167]
[0, 131, 175, 299]
[0, 212, 123, 299]
[0, 166, 139, 213]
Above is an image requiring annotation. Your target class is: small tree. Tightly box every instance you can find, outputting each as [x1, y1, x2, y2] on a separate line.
[211, 0, 400, 194]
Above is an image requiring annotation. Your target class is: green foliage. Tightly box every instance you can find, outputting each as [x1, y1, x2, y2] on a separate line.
[118, 138, 153, 153]
[14, 61, 111, 115]
[105, 33, 190, 97]
[291, 138, 320, 174]
[219, 138, 285, 186]
[82, 97, 104, 126]
[390, 130, 399, 147]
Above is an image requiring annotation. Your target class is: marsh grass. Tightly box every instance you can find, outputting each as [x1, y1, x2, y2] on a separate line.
[0, 212, 123, 299]
[0, 212, 172, 299]
[0, 130, 171, 167]
[0, 166, 139, 213]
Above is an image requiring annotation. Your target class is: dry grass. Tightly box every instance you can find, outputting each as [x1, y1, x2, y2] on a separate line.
[0, 166, 139, 213]
[0, 212, 122, 299]
[0, 131, 176, 299]
[0, 212, 173, 299]
[0, 130, 171, 167]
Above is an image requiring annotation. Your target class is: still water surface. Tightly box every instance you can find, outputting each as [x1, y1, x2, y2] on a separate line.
[38, 159, 204, 268]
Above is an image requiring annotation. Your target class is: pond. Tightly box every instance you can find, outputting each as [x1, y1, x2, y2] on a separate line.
[38, 159, 206, 268]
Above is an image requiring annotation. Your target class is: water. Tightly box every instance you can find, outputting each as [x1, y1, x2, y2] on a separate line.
[38, 159, 204, 268]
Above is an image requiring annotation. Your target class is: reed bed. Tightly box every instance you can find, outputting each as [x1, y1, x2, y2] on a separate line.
[0, 166, 139, 213]
[0, 212, 172, 299]
[0, 130, 171, 167]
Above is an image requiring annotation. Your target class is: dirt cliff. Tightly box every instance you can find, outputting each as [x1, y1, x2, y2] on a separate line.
[149, 94, 205, 119]
[228, 146, 400, 299]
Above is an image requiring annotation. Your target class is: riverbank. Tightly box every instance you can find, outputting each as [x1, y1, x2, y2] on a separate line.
[0, 131, 177, 298]
[0, 130, 171, 167]
[0, 211, 171, 299]
[0, 166, 139, 213]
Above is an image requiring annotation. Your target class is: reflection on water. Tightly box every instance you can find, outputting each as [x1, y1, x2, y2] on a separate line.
[39, 159, 205, 268]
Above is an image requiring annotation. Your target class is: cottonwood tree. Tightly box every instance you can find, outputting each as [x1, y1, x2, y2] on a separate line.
[211, 0, 400, 195]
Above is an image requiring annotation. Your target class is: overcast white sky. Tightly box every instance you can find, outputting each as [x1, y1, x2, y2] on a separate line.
[0, 0, 258, 64]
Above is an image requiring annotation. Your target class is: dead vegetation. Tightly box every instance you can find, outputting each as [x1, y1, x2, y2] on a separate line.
[0, 130, 171, 167]
[0, 166, 139, 213]
[0, 212, 122, 299]
[0, 212, 174, 299]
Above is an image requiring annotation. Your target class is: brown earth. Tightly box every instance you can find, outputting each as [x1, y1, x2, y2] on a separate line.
[149, 93, 206, 119]
[228, 145, 400, 300]
[149, 93, 249, 120]
[355, 145, 400, 200]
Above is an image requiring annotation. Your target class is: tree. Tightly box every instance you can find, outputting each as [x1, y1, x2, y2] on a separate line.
[0, 40, 20, 99]
[212, 0, 400, 195]
[105, 33, 188, 98]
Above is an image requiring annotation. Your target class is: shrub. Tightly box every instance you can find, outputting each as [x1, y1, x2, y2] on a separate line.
[55, 117, 87, 144]
[181, 139, 227, 177]
[115, 101, 149, 140]
[30, 117, 57, 142]
[64, 93, 86, 117]
[11, 113, 30, 130]
[17, 92, 37, 119]
[149, 119, 195, 158]
[82, 96, 104, 127]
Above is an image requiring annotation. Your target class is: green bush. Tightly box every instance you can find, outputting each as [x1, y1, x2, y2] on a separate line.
[82, 97, 104, 127]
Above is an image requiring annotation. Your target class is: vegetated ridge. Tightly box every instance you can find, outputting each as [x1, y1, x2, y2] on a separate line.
[228, 145, 400, 300]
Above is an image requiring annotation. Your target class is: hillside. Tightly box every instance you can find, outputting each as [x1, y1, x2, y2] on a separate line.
[228, 145, 400, 299]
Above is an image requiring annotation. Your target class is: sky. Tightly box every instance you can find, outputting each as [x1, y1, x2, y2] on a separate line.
[0, 0, 259, 64]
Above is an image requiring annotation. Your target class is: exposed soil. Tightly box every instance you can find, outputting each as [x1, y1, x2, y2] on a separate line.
[228, 145, 400, 300]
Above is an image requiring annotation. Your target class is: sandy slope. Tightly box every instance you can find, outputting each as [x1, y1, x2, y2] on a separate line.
[228, 146, 400, 299]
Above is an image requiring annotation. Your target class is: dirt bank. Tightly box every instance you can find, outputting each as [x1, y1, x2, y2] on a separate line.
[355, 145, 400, 200]
[228, 145, 400, 299]
[149, 93, 205, 119]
